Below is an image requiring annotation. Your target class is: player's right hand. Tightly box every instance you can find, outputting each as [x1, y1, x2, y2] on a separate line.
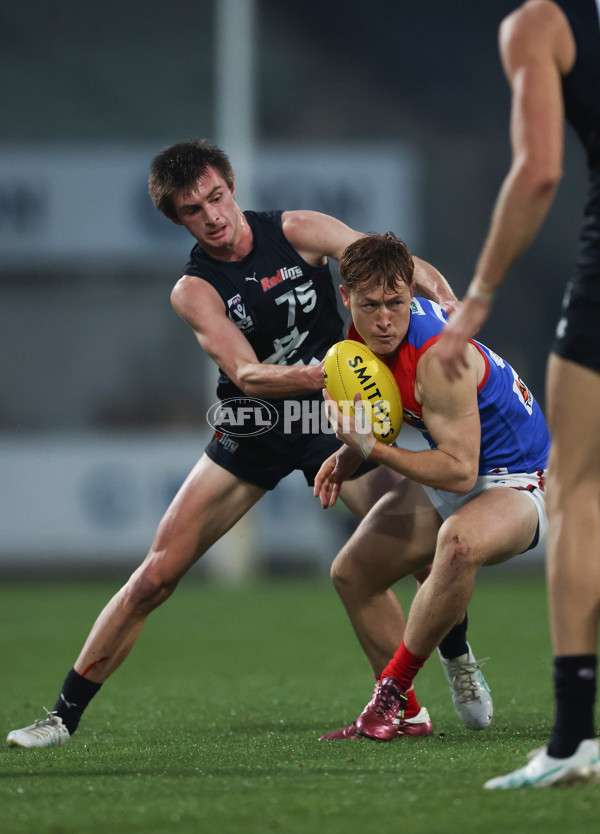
[307, 359, 326, 391]
[437, 295, 490, 381]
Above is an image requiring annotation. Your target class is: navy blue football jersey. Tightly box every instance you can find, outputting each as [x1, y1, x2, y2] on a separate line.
[184, 210, 344, 402]
[554, 0, 600, 277]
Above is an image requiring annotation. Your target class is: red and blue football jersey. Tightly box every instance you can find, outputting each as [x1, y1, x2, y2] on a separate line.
[349, 297, 550, 475]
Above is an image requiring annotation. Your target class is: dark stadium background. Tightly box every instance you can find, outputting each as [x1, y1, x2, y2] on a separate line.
[1, 0, 578, 571]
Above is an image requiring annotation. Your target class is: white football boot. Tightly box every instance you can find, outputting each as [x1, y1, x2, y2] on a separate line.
[7, 710, 70, 748]
[438, 644, 493, 730]
[484, 739, 600, 789]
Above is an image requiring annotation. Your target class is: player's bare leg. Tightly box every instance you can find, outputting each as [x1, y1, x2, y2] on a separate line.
[352, 486, 538, 742]
[74, 455, 266, 683]
[7, 456, 265, 748]
[319, 477, 439, 740]
[545, 355, 600, 657]
[334, 477, 440, 675]
[64, 459, 399, 689]
[330, 469, 495, 733]
[543, 355, 600, 757]
[338, 462, 402, 520]
[336, 428, 476, 677]
[402, 487, 538, 657]
[484, 357, 600, 788]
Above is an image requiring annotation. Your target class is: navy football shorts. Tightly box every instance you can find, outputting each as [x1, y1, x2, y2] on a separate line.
[553, 271, 600, 372]
[205, 426, 377, 491]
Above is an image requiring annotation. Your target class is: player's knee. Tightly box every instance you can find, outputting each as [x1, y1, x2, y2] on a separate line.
[124, 563, 178, 614]
[330, 547, 364, 596]
[435, 518, 478, 576]
[330, 549, 350, 590]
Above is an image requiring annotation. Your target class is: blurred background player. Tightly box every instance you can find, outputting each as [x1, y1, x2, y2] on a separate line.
[6, 140, 483, 748]
[436, 0, 600, 788]
[315, 233, 549, 742]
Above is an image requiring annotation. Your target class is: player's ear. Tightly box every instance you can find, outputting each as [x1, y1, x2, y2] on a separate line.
[339, 284, 351, 310]
[230, 177, 236, 196]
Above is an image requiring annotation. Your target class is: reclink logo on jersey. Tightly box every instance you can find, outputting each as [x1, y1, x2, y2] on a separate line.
[214, 431, 239, 453]
[260, 265, 304, 292]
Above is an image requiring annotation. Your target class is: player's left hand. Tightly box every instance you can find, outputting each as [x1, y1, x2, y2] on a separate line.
[437, 296, 491, 381]
[323, 390, 376, 460]
[313, 445, 363, 509]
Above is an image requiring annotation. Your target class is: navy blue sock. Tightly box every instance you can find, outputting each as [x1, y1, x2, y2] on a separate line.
[547, 654, 597, 758]
[53, 668, 102, 736]
[438, 613, 469, 660]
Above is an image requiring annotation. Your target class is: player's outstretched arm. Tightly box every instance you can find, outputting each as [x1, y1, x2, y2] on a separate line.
[281, 210, 362, 265]
[171, 274, 324, 398]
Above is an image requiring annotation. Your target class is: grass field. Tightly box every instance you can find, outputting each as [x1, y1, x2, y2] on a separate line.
[1, 571, 599, 833]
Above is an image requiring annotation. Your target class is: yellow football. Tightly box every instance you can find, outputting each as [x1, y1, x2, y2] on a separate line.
[324, 339, 402, 444]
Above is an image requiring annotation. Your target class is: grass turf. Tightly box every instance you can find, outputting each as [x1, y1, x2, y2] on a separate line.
[1, 572, 599, 833]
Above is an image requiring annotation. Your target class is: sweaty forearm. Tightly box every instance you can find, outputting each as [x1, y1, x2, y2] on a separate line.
[236, 361, 324, 398]
[471, 163, 559, 295]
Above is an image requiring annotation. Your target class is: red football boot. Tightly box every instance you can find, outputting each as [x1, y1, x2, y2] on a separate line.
[319, 679, 434, 741]
[319, 722, 359, 740]
[394, 707, 433, 737]
[355, 677, 408, 741]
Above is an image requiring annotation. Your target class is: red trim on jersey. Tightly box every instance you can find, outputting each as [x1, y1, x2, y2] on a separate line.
[347, 322, 362, 342]
[414, 333, 443, 359]
[473, 343, 490, 392]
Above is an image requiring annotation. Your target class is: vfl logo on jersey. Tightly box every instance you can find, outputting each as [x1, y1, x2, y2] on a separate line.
[226, 294, 254, 332]
[511, 367, 533, 415]
[261, 265, 304, 292]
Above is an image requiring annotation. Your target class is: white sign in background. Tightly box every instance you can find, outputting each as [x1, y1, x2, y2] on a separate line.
[0, 427, 544, 569]
[0, 143, 422, 266]
[0, 431, 350, 573]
